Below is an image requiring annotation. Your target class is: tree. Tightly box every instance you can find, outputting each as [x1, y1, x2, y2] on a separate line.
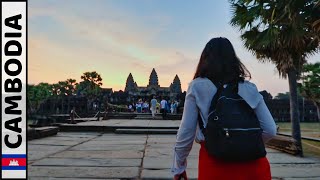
[80, 71, 103, 85]
[27, 84, 37, 114]
[52, 79, 78, 113]
[230, 0, 320, 156]
[65, 79, 78, 112]
[275, 92, 303, 100]
[27, 83, 52, 114]
[77, 71, 103, 111]
[312, 1, 320, 36]
[58, 81, 68, 113]
[65, 79, 78, 96]
[51, 82, 62, 113]
[275, 92, 290, 99]
[299, 63, 320, 121]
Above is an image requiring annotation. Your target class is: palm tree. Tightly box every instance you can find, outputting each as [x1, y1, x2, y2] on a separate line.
[312, 1, 320, 36]
[230, 0, 320, 156]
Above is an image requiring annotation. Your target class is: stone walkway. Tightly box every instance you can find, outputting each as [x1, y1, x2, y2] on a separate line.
[28, 132, 320, 180]
[60, 119, 180, 129]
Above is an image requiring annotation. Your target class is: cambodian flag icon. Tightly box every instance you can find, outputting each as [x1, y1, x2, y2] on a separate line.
[2, 154, 26, 170]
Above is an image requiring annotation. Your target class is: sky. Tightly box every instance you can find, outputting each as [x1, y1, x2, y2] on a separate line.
[29, 0, 320, 96]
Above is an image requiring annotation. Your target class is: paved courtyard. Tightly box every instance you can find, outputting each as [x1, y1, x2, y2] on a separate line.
[28, 131, 320, 179]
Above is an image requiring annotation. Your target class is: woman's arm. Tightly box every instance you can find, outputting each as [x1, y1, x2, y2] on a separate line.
[254, 99, 277, 142]
[171, 84, 199, 175]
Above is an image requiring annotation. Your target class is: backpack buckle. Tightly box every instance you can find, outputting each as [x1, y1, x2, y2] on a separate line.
[214, 116, 219, 120]
[225, 129, 230, 137]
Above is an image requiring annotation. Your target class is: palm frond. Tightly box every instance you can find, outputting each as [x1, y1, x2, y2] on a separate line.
[229, 0, 320, 77]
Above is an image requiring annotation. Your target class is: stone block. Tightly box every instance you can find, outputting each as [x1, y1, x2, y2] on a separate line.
[84, 140, 146, 145]
[267, 153, 319, 164]
[70, 144, 145, 151]
[271, 164, 320, 178]
[141, 168, 198, 180]
[32, 158, 141, 167]
[28, 139, 81, 146]
[28, 166, 139, 179]
[51, 150, 143, 159]
[143, 157, 198, 169]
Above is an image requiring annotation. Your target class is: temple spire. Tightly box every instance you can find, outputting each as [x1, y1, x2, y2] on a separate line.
[171, 74, 182, 93]
[148, 68, 159, 86]
[125, 73, 137, 92]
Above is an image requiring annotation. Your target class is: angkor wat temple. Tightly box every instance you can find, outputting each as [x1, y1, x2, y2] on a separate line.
[123, 68, 182, 102]
[35, 68, 319, 122]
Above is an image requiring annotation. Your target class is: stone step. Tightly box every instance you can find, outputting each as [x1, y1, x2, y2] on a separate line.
[28, 126, 59, 140]
[134, 116, 163, 120]
[115, 128, 178, 134]
[59, 123, 179, 132]
[134, 114, 182, 120]
[135, 113, 153, 116]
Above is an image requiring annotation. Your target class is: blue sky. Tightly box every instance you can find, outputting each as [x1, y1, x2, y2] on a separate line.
[28, 0, 320, 96]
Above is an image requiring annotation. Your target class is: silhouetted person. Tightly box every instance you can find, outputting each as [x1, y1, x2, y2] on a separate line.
[160, 97, 167, 120]
[70, 107, 76, 124]
[150, 96, 157, 119]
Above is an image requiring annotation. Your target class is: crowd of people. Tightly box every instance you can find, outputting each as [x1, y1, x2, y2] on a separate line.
[127, 96, 180, 119]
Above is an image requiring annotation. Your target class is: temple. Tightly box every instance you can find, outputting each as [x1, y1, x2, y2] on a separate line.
[124, 68, 182, 101]
[35, 68, 319, 122]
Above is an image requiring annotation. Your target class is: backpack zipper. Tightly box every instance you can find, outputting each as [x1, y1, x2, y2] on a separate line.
[223, 128, 261, 131]
[223, 128, 261, 137]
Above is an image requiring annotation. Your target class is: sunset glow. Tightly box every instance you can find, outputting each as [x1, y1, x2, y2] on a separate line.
[29, 0, 320, 96]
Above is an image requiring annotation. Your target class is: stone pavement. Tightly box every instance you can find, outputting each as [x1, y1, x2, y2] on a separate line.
[28, 132, 320, 180]
[60, 119, 181, 129]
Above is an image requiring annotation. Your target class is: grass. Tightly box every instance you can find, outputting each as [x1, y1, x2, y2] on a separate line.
[277, 122, 320, 132]
[276, 122, 320, 158]
[277, 122, 320, 138]
[302, 140, 320, 158]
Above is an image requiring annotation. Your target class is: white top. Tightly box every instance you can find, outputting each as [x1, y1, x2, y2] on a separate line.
[171, 77, 277, 175]
[160, 100, 167, 109]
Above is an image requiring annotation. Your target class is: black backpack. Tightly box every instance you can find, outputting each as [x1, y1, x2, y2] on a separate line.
[198, 81, 266, 161]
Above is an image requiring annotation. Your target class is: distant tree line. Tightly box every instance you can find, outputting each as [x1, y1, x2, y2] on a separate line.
[28, 71, 103, 114]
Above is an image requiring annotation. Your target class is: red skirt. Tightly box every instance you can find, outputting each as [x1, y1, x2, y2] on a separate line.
[198, 142, 271, 180]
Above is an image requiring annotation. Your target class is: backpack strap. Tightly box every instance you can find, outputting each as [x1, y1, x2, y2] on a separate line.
[198, 80, 224, 136]
[209, 81, 224, 111]
[225, 81, 239, 94]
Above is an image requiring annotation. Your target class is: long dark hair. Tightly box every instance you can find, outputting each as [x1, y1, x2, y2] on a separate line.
[193, 37, 251, 83]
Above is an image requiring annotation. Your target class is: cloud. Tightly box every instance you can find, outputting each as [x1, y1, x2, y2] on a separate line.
[28, 1, 199, 91]
[26, 7, 258, 94]
[29, 1, 320, 96]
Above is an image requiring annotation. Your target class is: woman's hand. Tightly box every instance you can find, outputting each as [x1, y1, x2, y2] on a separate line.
[173, 171, 188, 180]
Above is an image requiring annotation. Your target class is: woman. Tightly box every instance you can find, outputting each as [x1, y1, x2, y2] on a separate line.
[171, 37, 277, 180]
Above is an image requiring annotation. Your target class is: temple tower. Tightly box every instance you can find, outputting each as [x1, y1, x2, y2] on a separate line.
[125, 73, 137, 92]
[170, 74, 182, 94]
[148, 68, 159, 87]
